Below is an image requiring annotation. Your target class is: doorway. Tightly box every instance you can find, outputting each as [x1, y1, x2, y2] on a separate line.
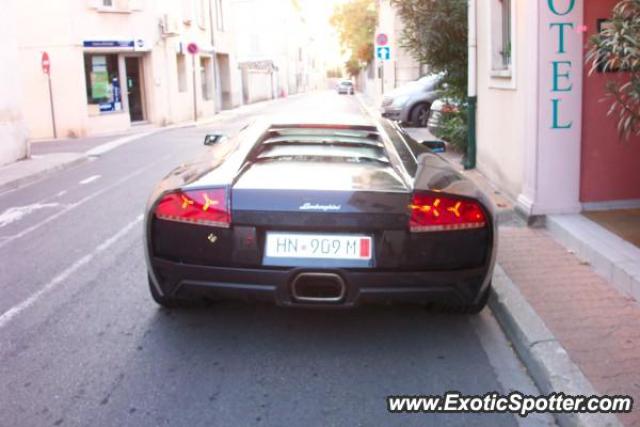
[125, 57, 145, 122]
[215, 53, 232, 110]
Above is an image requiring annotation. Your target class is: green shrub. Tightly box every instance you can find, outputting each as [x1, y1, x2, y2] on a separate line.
[434, 106, 468, 153]
[586, 0, 640, 138]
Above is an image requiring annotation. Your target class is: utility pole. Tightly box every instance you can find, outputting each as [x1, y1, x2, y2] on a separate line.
[42, 52, 57, 138]
[192, 54, 197, 122]
[465, 0, 477, 170]
[47, 71, 57, 139]
[187, 42, 200, 122]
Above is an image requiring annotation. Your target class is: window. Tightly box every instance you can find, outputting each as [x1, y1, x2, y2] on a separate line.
[200, 56, 213, 100]
[182, 0, 193, 24]
[197, 0, 206, 28]
[83, 53, 123, 113]
[94, 0, 137, 13]
[491, 0, 513, 72]
[177, 54, 187, 92]
[215, 0, 224, 30]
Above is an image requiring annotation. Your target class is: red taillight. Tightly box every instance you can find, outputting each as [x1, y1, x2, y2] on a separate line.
[409, 192, 486, 232]
[154, 188, 230, 228]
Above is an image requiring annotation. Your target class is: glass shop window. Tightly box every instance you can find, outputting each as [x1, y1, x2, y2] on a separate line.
[84, 53, 123, 113]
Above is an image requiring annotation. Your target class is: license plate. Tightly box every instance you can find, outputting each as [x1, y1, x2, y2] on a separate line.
[265, 232, 372, 260]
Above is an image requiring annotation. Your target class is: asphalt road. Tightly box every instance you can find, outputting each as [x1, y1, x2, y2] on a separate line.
[0, 91, 554, 427]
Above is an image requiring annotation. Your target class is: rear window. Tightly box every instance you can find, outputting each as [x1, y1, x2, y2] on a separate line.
[254, 126, 389, 165]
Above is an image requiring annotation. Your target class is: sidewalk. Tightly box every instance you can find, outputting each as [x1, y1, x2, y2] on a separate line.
[499, 226, 639, 427]
[0, 94, 302, 194]
[355, 92, 638, 427]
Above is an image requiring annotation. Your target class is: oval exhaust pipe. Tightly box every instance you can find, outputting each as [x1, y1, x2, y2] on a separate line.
[291, 272, 346, 303]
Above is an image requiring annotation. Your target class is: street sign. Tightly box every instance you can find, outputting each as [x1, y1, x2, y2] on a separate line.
[187, 42, 199, 55]
[376, 33, 388, 46]
[41, 52, 50, 75]
[376, 46, 391, 61]
[186, 42, 199, 122]
[41, 51, 57, 138]
[83, 40, 135, 48]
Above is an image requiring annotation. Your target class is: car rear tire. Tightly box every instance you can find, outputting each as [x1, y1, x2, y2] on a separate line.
[148, 274, 184, 308]
[410, 103, 431, 127]
[440, 283, 491, 315]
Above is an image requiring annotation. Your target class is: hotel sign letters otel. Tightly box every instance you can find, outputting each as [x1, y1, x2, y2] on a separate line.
[531, 0, 583, 213]
[547, 0, 577, 129]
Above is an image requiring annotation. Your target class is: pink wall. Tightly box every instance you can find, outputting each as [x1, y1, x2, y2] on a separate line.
[581, 0, 640, 203]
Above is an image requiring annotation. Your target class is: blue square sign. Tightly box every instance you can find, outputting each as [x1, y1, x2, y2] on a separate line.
[376, 46, 391, 61]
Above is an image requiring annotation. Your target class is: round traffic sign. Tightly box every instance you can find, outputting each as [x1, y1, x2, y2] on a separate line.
[376, 33, 388, 46]
[41, 51, 50, 74]
[186, 42, 199, 55]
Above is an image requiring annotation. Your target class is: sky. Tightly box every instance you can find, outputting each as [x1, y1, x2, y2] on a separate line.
[298, 0, 352, 68]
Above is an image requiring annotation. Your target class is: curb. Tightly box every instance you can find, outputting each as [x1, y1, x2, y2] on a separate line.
[546, 214, 640, 304]
[0, 93, 306, 194]
[355, 91, 622, 427]
[354, 92, 380, 120]
[0, 154, 88, 195]
[490, 265, 623, 427]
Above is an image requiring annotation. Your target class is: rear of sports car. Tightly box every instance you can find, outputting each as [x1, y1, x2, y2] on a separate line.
[145, 122, 496, 312]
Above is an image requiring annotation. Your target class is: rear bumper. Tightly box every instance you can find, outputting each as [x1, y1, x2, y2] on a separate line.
[150, 257, 490, 308]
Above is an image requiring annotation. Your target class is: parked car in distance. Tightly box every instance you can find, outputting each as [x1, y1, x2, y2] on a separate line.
[144, 115, 497, 314]
[380, 74, 443, 127]
[337, 80, 354, 95]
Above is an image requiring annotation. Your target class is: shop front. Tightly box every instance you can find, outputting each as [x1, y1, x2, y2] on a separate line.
[580, 0, 640, 208]
[82, 39, 150, 134]
[477, 0, 639, 221]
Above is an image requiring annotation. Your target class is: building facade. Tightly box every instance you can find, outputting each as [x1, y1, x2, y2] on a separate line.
[16, 0, 242, 140]
[475, 0, 640, 215]
[360, 0, 424, 103]
[230, 0, 322, 104]
[0, 0, 28, 165]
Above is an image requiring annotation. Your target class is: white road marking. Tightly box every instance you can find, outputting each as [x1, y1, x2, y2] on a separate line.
[79, 175, 101, 185]
[0, 155, 167, 250]
[0, 214, 143, 330]
[86, 131, 157, 157]
[56, 190, 67, 197]
[0, 203, 60, 228]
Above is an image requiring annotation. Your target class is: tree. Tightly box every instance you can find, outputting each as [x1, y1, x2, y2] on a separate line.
[587, 0, 640, 139]
[330, 0, 378, 75]
[391, 0, 468, 99]
[326, 67, 343, 79]
[344, 58, 361, 78]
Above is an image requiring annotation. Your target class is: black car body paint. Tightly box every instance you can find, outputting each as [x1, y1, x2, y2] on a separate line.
[144, 116, 497, 310]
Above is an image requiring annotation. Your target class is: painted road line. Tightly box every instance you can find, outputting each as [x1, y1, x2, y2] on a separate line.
[0, 154, 169, 250]
[85, 131, 158, 157]
[79, 175, 101, 185]
[0, 203, 61, 228]
[0, 215, 143, 330]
